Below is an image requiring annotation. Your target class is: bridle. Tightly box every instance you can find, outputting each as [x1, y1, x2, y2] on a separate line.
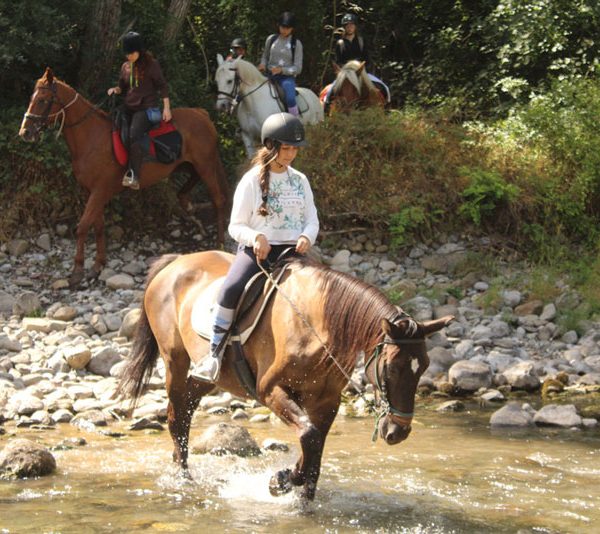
[216, 66, 270, 112]
[23, 82, 105, 138]
[363, 316, 425, 441]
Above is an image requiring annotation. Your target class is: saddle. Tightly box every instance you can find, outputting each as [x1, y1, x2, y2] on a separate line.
[268, 81, 309, 115]
[191, 260, 292, 400]
[111, 109, 182, 167]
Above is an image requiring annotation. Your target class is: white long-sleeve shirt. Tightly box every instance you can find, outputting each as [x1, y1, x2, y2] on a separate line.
[228, 165, 319, 247]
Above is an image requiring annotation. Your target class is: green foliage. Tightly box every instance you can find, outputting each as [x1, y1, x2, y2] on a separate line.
[458, 167, 519, 226]
[389, 205, 443, 249]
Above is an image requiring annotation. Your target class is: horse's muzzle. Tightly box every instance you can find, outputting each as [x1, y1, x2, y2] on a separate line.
[215, 99, 232, 113]
[379, 416, 412, 445]
[18, 126, 38, 143]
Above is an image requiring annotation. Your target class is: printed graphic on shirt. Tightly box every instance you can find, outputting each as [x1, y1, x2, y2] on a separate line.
[267, 173, 306, 231]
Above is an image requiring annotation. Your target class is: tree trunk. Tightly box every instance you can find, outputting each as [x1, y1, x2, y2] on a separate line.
[164, 0, 192, 45]
[78, 0, 122, 98]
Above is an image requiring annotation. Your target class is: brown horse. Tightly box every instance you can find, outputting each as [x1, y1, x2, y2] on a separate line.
[18, 68, 230, 287]
[118, 250, 453, 501]
[320, 60, 385, 114]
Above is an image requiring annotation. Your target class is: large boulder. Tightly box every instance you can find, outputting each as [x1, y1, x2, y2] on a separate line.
[0, 439, 56, 479]
[533, 404, 582, 427]
[448, 360, 492, 391]
[490, 402, 535, 427]
[191, 423, 261, 457]
[501, 362, 541, 391]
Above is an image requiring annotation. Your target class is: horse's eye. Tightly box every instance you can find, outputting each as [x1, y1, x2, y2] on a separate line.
[227, 80, 232, 85]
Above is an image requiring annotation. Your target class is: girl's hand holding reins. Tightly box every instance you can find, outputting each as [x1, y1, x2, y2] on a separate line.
[296, 236, 311, 254]
[107, 87, 121, 96]
[254, 234, 271, 262]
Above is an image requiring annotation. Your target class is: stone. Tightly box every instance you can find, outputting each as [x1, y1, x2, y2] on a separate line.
[12, 292, 41, 316]
[190, 422, 261, 457]
[540, 303, 557, 322]
[262, 439, 289, 452]
[22, 318, 68, 333]
[514, 300, 544, 316]
[502, 290, 522, 308]
[490, 402, 535, 427]
[0, 335, 22, 352]
[105, 274, 136, 290]
[53, 306, 78, 321]
[533, 404, 582, 427]
[501, 362, 540, 391]
[448, 360, 492, 391]
[87, 347, 122, 376]
[63, 344, 92, 370]
[0, 439, 56, 478]
[119, 308, 141, 339]
[128, 418, 164, 431]
[435, 400, 465, 412]
[7, 239, 29, 257]
[36, 234, 51, 251]
[0, 291, 16, 314]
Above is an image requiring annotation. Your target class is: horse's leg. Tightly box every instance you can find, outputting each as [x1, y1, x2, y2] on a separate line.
[176, 172, 198, 212]
[88, 210, 106, 279]
[71, 191, 108, 287]
[265, 386, 338, 500]
[164, 351, 214, 471]
[192, 161, 228, 246]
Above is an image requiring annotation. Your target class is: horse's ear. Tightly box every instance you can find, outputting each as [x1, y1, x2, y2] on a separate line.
[381, 318, 394, 336]
[44, 67, 54, 84]
[421, 315, 454, 336]
[357, 61, 366, 75]
[217, 53, 224, 66]
[332, 62, 341, 74]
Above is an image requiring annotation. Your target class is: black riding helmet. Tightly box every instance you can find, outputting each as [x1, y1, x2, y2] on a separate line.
[278, 11, 296, 28]
[261, 112, 307, 148]
[122, 31, 144, 54]
[230, 37, 247, 49]
[341, 13, 358, 26]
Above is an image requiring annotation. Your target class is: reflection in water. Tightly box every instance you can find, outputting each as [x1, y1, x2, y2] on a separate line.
[0, 407, 599, 533]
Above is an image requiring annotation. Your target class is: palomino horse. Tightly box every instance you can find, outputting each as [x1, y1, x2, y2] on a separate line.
[118, 250, 453, 500]
[320, 60, 385, 113]
[214, 55, 323, 157]
[19, 68, 230, 287]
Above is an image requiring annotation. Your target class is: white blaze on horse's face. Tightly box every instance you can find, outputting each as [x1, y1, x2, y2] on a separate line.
[411, 357, 420, 375]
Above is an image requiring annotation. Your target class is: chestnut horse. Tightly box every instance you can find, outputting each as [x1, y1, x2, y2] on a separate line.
[118, 250, 453, 500]
[18, 68, 230, 287]
[320, 60, 385, 113]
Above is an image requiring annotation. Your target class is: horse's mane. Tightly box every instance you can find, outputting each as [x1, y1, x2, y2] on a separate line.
[288, 257, 398, 369]
[235, 58, 267, 85]
[334, 60, 377, 96]
[35, 73, 109, 120]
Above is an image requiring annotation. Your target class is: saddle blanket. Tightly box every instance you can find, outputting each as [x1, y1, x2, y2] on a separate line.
[191, 274, 278, 345]
[112, 120, 181, 166]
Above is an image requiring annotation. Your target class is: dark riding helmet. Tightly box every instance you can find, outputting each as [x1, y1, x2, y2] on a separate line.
[278, 11, 296, 28]
[122, 31, 144, 54]
[261, 112, 307, 148]
[230, 37, 247, 49]
[341, 13, 358, 26]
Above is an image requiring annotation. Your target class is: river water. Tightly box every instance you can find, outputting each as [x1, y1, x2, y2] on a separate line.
[1, 402, 599, 533]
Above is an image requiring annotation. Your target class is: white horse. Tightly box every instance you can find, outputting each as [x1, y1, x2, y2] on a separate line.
[215, 54, 324, 157]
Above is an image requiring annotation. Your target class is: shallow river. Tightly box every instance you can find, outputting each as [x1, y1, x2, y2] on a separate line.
[1, 402, 599, 533]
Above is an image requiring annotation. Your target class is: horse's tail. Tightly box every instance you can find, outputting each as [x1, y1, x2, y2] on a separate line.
[117, 254, 180, 407]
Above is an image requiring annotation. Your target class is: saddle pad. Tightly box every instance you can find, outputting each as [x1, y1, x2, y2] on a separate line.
[111, 120, 178, 166]
[190, 276, 225, 339]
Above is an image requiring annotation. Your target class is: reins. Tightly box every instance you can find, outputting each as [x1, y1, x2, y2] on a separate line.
[24, 83, 109, 138]
[256, 255, 423, 442]
[217, 67, 275, 113]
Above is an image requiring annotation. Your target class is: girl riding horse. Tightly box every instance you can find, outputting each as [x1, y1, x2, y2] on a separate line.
[192, 112, 319, 382]
[107, 31, 171, 190]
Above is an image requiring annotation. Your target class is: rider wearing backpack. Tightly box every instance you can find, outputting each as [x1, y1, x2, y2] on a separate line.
[258, 12, 303, 116]
[327, 13, 391, 106]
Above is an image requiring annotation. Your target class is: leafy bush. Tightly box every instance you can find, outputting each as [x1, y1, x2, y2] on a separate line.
[458, 167, 519, 227]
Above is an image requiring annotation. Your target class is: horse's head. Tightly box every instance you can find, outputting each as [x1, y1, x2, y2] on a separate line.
[19, 67, 75, 142]
[366, 313, 454, 445]
[330, 60, 380, 112]
[215, 54, 240, 113]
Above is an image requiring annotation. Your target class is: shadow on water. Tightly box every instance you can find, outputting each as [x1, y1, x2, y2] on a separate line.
[1, 407, 599, 533]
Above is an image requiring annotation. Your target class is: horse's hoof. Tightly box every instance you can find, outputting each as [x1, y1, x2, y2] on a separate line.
[86, 266, 102, 281]
[269, 468, 293, 496]
[68, 270, 84, 288]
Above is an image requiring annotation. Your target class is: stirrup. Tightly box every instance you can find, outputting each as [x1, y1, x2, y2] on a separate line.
[122, 169, 140, 190]
[190, 354, 221, 382]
